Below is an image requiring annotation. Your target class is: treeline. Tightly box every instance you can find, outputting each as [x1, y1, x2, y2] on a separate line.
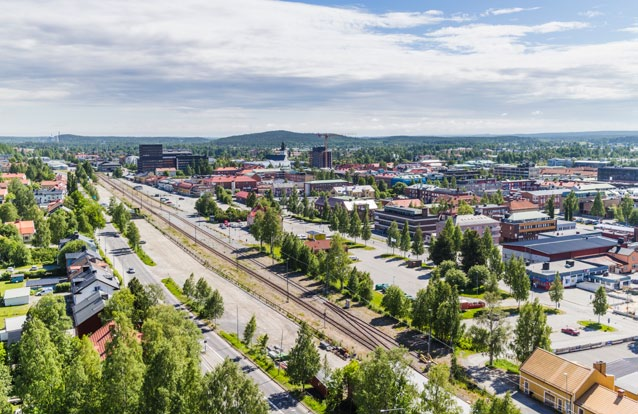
[9, 285, 269, 414]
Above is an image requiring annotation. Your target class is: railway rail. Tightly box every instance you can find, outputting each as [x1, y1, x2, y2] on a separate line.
[99, 175, 423, 358]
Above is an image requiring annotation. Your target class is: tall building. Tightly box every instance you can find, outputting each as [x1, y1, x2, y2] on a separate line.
[138, 144, 206, 173]
[493, 163, 539, 179]
[598, 166, 638, 183]
[311, 146, 332, 169]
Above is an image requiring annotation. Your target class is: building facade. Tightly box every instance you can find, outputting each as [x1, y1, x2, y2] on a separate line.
[500, 211, 557, 242]
[311, 146, 332, 169]
[374, 205, 438, 239]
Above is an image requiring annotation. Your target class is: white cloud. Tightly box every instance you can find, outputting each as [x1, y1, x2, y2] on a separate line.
[579, 10, 603, 18]
[620, 26, 638, 34]
[482, 7, 540, 17]
[531, 110, 543, 116]
[0, 0, 636, 136]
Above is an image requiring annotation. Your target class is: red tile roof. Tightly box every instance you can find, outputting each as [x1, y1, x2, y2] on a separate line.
[509, 200, 538, 211]
[6, 220, 35, 236]
[304, 239, 332, 252]
[89, 321, 142, 360]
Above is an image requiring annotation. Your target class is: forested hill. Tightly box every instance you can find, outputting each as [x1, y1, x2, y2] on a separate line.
[215, 130, 353, 147]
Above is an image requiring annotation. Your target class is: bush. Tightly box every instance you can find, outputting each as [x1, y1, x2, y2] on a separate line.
[0, 272, 10, 282]
[31, 247, 58, 265]
[54, 282, 71, 293]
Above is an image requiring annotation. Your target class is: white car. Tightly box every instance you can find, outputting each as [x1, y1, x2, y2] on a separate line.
[127, 268, 135, 274]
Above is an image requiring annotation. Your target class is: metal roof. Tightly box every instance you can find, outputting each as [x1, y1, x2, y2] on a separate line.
[3, 287, 30, 300]
[503, 235, 618, 256]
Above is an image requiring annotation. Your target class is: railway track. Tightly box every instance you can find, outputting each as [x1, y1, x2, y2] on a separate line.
[99, 176, 414, 357]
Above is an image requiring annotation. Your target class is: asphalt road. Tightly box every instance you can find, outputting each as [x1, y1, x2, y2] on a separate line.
[98, 221, 307, 414]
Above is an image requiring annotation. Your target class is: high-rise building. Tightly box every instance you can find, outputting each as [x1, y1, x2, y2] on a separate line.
[311, 146, 332, 169]
[138, 144, 206, 173]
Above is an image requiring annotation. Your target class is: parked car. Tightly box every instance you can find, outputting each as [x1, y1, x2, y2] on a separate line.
[179, 197, 185, 200]
[29, 265, 38, 271]
[348, 255, 359, 261]
[127, 267, 135, 274]
[36, 287, 53, 296]
[561, 327, 581, 336]
[6, 267, 14, 273]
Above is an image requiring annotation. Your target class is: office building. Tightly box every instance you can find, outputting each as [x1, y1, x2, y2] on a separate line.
[311, 146, 332, 169]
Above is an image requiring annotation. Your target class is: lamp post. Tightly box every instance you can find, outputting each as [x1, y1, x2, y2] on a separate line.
[564, 372, 570, 414]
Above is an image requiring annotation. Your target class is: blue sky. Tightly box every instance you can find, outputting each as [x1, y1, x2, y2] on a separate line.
[1, 0, 638, 137]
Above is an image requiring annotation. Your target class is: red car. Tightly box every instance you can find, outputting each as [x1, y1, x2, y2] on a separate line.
[561, 327, 581, 336]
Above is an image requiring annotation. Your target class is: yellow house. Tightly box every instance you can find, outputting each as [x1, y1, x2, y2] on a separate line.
[519, 348, 638, 414]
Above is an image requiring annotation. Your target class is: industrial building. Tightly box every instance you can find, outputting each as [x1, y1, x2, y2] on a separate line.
[502, 234, 619, 263]
[138, 144, 207, 173]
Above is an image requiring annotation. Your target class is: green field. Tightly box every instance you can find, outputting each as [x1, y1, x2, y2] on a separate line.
[577, 320, 616, 332]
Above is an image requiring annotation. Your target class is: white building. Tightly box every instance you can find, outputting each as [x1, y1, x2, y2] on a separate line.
[3, 287, 30, 306]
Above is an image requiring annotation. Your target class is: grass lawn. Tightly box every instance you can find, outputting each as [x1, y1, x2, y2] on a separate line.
[161, 277, 189, 303]
[134, 246, 156, 266]
[0, 304, 30, 330]
[489, 359, 520, 375]
[462, 305, 561, 320]
[577, 320, 616, 332]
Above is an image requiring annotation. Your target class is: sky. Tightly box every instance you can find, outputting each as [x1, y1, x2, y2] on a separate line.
[2, 0, 638, 137]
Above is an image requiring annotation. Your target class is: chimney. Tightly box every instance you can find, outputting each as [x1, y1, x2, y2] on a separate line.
[593, 361, 606, 375]
[618, 389, 625, 398]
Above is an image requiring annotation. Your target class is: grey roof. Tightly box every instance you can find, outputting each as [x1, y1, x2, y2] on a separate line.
[4, 287, 30, 300]
[72, 269, 119, 294]
[503, 235, 618, 256]
[4, 315, 27, 332]
[607, 358, 638, 395]
[73, 290, 107, 326]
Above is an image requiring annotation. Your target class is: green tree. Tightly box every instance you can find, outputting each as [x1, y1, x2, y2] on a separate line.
[472, 393, 521, 414]
[250, 210, 265, 251]
[418, 363, 462, 414]
[15, 318, 65, 413]
[445, 268, 468, 290]
[246, 191, 257, 208]
[126, 221, 141, 249]
[261, 207, 283, 255]
[56, 239, 88, 268]
[593, 286, 608, 324]
[198, 358, 269, 414]
[361, 211, 371, 246]
[32, 217, 52, 247]
[470, 291, 509, 366]
[348, 210, 362, 242]
[621, 193, 634, 223]
[140, 305, 202, 414]
[353, 347, 417, 414]
[195, 192, 218, 218]
[102, 289, 136, 323]
[614, 206, 625, 223]
[243, 314, 257, 345]
[101, 316, 145, 414]
[411, 227, 425, 259]
[429, 218, 458, 265]
[548, 272, 564, 308]
[112, 202, 131, 232]
[128, 278, 163, 325]
[544, 195, 555, 218]
[411, 288, 433, 332]
[287, 322, 320, 389]
[468, 265, 491, 294]
[513, 299, 552, 362]
[461, 229, 486, 272]
[0, 202, 18, 223]
[381, 285, 409, 319]
[590, 191, 605, 218]
[386, 221, 400, 255]
[563, 191, 578, 221]
[183, 273, 196, 298]
[194, 277, 212, 306]
[399, 220, 411, 257]
[8, 179, 37, 218]
[49, 210, 69, 243]
[113, 166, 123, 178]
[64, 336, 103, 414]
[324, 234, 351, 290]
[457, 200, 474, 215]
[201, 289, 225, 320]
[505, 256, 530, 306]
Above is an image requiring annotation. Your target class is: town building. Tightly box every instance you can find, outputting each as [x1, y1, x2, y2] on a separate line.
[493, 163, 540, 179]
[3, 287, 30, 307]
[138, 144, 207, 173]
[373, 205, 438, 239]
[310, 146, 332, 169]
[331, 185, 376, 199]
[502, 234, 619, 263]
[0, 315, 27, 345]
[500, 211, 556, 242]
[598, 166, 638, 183]
[474, 203, 508, 219]
[34, 188, 66, 206]
[526, 260, 608, 289]
[436, 214, 500, 245]
[520, 348, 638, 414]
[314, 197, 377, 218]
[304, 179, 348, 196]
[575, 160, 610, 169]
[5, 220, 35, 243]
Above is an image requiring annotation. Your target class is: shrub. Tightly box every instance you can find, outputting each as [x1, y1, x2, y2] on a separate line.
[54, 282, 71, 293]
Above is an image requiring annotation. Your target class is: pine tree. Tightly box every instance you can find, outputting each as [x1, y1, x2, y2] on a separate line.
[243, 314, 257, 346]
[399, 220, 411, 257]
[361, 210, 371, 246]
[590, 192, 605, 218]
[545, 195, 555, 218]
[593, 286, 608, 324]
[287, 322, 320, 389]
[548, 272, 564, 308]
[411, 227, 425, 259]
[348, 210, 362, 242]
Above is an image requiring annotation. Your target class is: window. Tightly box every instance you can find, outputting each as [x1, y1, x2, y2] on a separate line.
[523, 381, 529, 394]
[578, 409, 584, 414]
[544, 392, 556, 407]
